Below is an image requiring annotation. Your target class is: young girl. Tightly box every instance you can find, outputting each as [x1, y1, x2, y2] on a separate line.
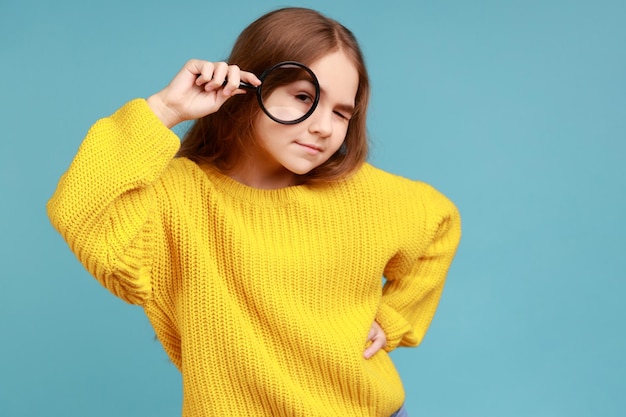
[47, 7, 460, 417]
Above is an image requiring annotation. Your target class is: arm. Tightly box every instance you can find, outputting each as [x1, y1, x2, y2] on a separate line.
[47, 61, 261, 304]
[47, 100, 180, 304]
[377, 186, 462, 351]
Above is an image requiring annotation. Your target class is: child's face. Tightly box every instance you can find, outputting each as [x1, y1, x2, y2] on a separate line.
[252, 50, 359, 179]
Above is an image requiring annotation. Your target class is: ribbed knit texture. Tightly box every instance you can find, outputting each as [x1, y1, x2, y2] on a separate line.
[47, 99, 461, 417]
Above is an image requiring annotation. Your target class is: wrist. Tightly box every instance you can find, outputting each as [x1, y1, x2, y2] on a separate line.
[146, 94, 181, 129]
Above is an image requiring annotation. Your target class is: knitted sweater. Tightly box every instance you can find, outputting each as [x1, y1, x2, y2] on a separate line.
[47, 99, 461, 417]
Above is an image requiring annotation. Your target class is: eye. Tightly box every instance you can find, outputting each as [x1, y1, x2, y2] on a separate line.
[295, 93, 313, 103]
[334, 111, 351, 121]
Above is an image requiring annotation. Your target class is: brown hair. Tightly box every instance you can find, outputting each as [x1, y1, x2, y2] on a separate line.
[177, 7, 370, 183]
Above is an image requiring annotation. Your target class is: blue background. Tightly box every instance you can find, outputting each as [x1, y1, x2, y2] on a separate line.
[1, 0, 624, 416]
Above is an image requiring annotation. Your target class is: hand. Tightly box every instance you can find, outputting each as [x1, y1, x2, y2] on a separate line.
[147, 60, 261, 128]
[363, 320, 387, 359]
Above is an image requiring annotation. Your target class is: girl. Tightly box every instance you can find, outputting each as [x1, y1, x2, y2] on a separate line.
[47, 7, 460, 417]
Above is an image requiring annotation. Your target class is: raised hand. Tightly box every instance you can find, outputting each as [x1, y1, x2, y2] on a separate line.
[147, 60, 261, 128]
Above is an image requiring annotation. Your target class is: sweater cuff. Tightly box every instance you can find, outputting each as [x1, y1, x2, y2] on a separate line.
[375, 302, 412, 352]
[107, 99, 181, 179]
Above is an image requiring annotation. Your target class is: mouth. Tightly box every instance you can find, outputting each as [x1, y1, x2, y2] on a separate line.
[295, 142, 323, 154]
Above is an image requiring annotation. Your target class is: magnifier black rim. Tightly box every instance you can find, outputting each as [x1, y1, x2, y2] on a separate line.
[256, 61, 321, 125]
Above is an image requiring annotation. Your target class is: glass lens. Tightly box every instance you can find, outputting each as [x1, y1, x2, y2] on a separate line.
[258, 63, 319, 124]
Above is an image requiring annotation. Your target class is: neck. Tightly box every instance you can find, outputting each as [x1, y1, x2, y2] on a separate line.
[228, 169, 298, 190]
[227, 156, 300, 190]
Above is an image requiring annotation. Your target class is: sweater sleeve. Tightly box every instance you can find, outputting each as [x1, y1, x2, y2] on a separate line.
[377, 185, 462, 351]
[47, 99, 180, 305]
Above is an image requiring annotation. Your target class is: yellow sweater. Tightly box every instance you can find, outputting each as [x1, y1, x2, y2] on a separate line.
[47, 99, 461, 417]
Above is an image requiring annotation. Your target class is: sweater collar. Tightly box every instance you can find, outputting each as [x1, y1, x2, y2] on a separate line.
[196, 162, 315, 206]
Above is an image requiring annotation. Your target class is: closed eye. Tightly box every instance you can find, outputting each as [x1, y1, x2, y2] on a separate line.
[334, 110, 351, 121]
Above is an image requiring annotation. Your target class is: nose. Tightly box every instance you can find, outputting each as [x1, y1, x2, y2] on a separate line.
[307, 107, 333, 138]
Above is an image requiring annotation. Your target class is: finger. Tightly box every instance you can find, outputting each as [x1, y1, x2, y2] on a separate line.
[203, 61, 229, 93]
[363, 321, 387, 359]
[188, 60, 214, 85]
[229, 69, 262, 97]
[240, 70, 262, 87]
[163, 59, 207, 92]
[363, 334, 386, 359]
[191, 61, 222, 91]
[222, 65, 242, 96]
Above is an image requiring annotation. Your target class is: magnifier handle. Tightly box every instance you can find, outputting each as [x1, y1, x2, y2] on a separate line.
[221, 80, 256, 90]
[239, 81, 256, 89]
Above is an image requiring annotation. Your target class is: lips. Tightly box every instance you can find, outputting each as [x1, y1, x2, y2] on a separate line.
[295, 142, 323, 154]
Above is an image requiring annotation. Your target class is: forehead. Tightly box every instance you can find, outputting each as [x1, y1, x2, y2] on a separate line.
[308, 51, 359, 106]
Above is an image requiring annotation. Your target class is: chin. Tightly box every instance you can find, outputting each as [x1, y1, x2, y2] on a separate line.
[288, 163, 321, 176]
[286, 158, 329, 176]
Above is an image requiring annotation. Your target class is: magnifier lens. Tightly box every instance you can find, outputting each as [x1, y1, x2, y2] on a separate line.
[257, 63, 319, 125]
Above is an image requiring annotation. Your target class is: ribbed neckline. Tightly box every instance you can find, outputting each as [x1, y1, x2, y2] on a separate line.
[194, 162, 315, 206]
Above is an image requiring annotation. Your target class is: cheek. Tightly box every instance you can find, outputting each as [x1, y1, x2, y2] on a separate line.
[331, 125, 350, 150]
[325, 139, 346, 158]
[253, 115, 284, 145]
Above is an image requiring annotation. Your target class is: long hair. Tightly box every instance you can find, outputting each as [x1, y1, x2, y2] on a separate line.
[177, 7, 370, 183]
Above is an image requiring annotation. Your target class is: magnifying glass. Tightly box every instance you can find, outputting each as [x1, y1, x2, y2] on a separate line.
[238, 61, 321, 125]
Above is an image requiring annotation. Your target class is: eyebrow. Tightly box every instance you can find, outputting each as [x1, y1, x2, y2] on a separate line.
[319, 86, 355, 114]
